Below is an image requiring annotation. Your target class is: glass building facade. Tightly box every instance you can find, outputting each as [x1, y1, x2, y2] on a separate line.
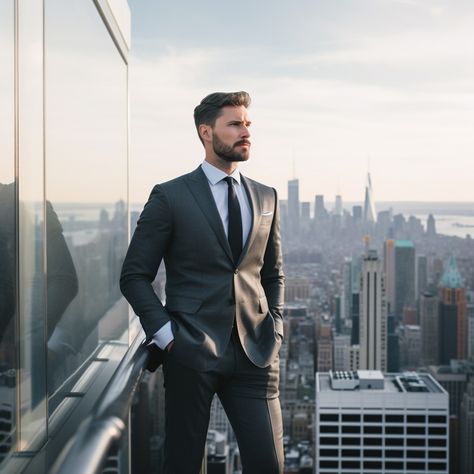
[0, 1, 131, 471]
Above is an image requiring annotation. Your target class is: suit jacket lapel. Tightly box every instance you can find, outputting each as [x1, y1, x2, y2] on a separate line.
[239, 175, 261, 265]
[184, 167, 234, 263]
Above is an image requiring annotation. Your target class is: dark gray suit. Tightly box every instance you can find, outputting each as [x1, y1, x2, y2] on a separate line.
[120, 165, 285, 473]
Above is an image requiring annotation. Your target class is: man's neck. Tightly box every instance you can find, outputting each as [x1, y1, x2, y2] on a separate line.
[204, 156, 238, 175]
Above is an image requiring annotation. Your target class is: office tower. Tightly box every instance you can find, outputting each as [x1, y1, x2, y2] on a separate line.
[335, 296, 342, 334]
[342, 258, 353, 324]
[317, 324, 333, 372]
[394, 240, 416, 321]
[398, 325, 421, 369]
[334, 195, 343, 216]
[460, 378, 474, 474]
[349, 255, 363, 343]
[352, 205, 362, 221]
[468, 304, 474, 361]
[333, 335, 351, 371]
[427, 213, 437, 237]
[315, 371, 449, 474]
[387, 312, 399, 372]
[420, 292, 439, 365]
[358, 250, 387, 371]
[314, 195, 327, 221]
[288, 179, 300, 239]
[384, 240, 396, 313]
[438, 256, 467, 363]
[428, 361, 474, 474]
[301, 201, 310, 220]
[408, 215, 424, 239]
[363, 172, 377, 223]
[376, 209, 392, 237]
[416, 255, 428, 298]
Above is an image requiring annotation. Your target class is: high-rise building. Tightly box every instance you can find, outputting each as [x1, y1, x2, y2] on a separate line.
[317, 324, 333, 372]
[315, 371, 449, 474]
[394, 240, 416, 321]
[341, 258, 353, 324]
[460, 378, 474, 474]
[468, 304, 474, 362]
[352, 205, 362, 221]
[398, 325, 421, 370]
[420, 292, 439, 365]
[383, 240, 396, 313]
[301, 201, 311, 220]
[363, 172, 377, 223]
[334, 195, 343, 216]
[416, 255, 428, 299]
[333, 335, 351, 371]
[427, 214, 437, 237]
[314, 195, 327, 221]
[288, 179, 300, 239]
[358, 250, 387, 371]
[438, 256, 467, 363]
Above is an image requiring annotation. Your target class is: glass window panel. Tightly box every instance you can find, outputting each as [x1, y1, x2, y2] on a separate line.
[18, 0, 47, 450]
[0, 0, 17, 466]
[44, 0, 128, 409]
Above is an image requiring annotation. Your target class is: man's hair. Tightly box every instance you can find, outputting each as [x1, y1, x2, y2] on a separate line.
[194, 91, 251, 144]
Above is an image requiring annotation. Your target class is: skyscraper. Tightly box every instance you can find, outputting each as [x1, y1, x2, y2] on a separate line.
[358, 250, 387, 371]
[427, 213, 437, 237]
[288, 179, 300, 240]
[383, 240, 396, 313]
[334, 195, 343, 216]
[314, 194, 327, 221]
[438, 256, 467, 363]
[363, 172, 377, 223]
[394, 240, 416, 321]
[420, 291, 439, 366]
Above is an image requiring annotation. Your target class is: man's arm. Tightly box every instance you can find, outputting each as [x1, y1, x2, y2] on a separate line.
[120, 185, 173, 343]
[260, 188, 285, 338]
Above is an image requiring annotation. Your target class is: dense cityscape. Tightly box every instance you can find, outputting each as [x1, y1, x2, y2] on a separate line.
[137, 174, 474, 474]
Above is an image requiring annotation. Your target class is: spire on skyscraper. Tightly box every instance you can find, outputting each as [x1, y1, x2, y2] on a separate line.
[363, 172, 377, 223]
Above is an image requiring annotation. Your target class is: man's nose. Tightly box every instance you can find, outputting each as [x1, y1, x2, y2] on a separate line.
[241, 125, 250, 138]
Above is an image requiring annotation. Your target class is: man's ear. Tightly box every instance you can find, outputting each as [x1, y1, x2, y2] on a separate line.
[199, 124, 212, 143]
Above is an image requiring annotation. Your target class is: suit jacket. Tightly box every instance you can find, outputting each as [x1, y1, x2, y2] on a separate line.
[120, 166, 284, 371]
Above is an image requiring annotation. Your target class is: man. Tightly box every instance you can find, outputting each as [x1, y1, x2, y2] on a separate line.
[120, 91, 285, 473]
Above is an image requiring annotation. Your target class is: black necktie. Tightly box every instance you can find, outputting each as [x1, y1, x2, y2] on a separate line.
[224, 176, 243, 264]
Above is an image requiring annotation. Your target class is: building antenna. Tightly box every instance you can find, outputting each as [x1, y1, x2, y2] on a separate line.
[292, 146, 296, 179]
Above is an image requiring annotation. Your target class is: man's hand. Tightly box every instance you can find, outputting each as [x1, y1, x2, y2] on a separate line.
[166, 340, 175, 352]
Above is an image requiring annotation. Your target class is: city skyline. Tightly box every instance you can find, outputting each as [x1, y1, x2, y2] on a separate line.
[129, 0, 474, 204]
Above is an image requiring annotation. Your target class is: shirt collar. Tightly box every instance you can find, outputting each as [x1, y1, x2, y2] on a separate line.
[201, 160, 241, 185]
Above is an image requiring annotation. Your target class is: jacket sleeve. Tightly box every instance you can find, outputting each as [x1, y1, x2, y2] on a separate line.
[260, 188, 285, 338]
[120, 185, 172, 340]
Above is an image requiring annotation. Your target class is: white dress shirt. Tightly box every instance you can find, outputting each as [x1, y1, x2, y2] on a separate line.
[151, 160, 252, 350]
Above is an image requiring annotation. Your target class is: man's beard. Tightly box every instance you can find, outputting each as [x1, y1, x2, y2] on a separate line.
[212, 134, 249, 162]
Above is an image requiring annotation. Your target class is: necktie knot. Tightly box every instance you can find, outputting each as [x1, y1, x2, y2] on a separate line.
[224, 176, 235, 186]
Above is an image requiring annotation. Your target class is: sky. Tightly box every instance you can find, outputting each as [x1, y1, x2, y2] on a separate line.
[128, 0, 474, 205]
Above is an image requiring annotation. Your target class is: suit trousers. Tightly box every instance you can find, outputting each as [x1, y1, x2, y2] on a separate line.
[162, 328, 284, 474]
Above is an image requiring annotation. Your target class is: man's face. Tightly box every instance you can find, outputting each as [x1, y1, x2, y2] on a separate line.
[211, 105, 251, 162]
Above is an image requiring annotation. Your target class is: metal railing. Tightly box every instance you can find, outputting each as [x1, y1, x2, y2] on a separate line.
[53, 333, 149, 474]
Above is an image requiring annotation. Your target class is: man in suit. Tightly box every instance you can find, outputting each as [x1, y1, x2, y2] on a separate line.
[120, 91, 285, 473]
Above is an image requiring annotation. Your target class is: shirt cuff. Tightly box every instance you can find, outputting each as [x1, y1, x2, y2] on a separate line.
[151, 322, 174, 350]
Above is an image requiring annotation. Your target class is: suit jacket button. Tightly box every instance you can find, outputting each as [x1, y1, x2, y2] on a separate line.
[234, 269, 239, 274]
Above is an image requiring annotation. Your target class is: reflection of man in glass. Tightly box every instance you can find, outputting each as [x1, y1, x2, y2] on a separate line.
[0, 182, 79, 398]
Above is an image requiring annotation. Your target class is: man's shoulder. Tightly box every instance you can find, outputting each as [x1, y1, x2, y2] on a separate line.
[242, 175, 276, 196]
[151, 167, 202, 193]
